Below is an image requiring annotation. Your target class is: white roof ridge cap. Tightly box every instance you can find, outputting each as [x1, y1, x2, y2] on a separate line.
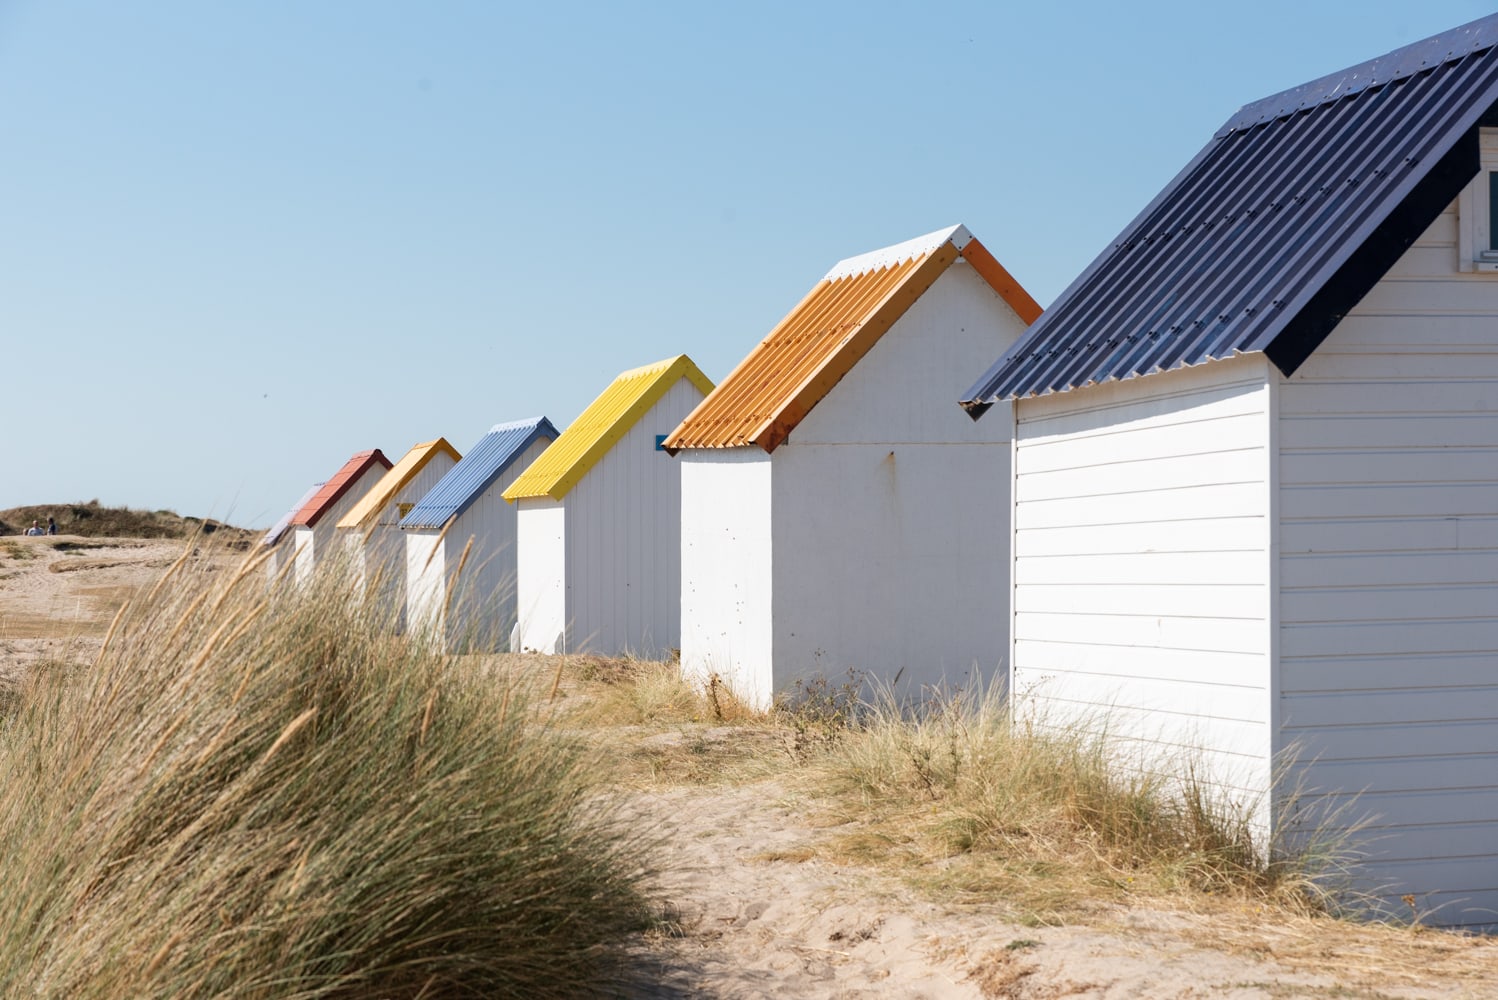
[821, 224, 972, 281]
[488, 416, 548, 433]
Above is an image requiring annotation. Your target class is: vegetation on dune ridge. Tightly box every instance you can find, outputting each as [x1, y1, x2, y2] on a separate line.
[561, 663, 1366, 925]
[0, 546, 654, 999]
[798, 681, 1365, 923]
[0, 500, 253, 543]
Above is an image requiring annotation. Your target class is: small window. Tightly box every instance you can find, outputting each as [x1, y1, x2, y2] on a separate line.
[397, 502, 415, 518]
[1457, 128, 1498, 271]
[654, 434, 668, 452]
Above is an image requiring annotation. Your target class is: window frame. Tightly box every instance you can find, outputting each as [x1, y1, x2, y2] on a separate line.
[1457, 128, 1498, 272]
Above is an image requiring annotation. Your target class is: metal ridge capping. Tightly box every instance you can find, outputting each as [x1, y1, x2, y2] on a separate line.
[401, 417, 560, 528]
[1224, 12, 1498, 135]
[665, 225, 1039, 453]
[960, 13, 1498, 411]
[337, 438, 462, 530]
[502, 356, 713, 502]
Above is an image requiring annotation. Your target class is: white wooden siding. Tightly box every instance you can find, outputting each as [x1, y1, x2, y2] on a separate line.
[434, 435, 552, 653]
[759, 262, 1023, 704]
[771, 441, 1010, 700]
[1011, 355, 1275, 794]
[291, 465, 388, 587]
[356, 453, 458, 630]
[405, 529, 444, 641]
[678, 449, 774, 706]
[790, 262, 1024, 445]
[563, 376, 704, 658]
[1276, 202, 1498, 927]
[513, 498, 566, 654]
[264, 539, 294, 588]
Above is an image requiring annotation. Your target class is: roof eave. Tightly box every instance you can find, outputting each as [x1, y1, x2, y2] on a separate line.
[1265, 120, 1482, 375]
[746, 242, 961, 453]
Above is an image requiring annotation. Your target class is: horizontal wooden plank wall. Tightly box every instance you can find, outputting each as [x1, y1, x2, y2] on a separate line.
[1277, 202, 1498, 927]
[1011, 354, 1275, 798]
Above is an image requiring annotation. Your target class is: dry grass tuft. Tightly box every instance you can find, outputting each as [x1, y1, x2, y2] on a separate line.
[795, 682, 1361, 923]
[0, 544, 654, 999]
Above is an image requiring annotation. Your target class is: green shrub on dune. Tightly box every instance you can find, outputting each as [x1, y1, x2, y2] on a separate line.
[0, 548, 652, 999]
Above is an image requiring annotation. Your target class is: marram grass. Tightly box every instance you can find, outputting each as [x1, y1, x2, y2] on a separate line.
[0, 545, 653, 999]
[799, 681, 1363, 921]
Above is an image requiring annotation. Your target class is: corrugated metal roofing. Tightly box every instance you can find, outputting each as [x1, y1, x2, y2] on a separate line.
[337, 438, 462, 530]
[665, 225, 1041, 453]
[962, 13, 1498, 410]
[400, 418, 560, 528]
[262, 481, 324, 546]
[292, 450, 393, 528]
[503, 355, 714, 501]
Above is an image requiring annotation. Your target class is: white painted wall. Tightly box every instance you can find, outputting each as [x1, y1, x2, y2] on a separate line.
[679, 448, 774, 705]
[263, 539, 295, 588]
[347, 453, 458, 629]
[408, 435, 552, 653]
[514, 498, 566, 654]
[1275, 201, 1498, 927]
[292, 464, 388, 587]
[677, 261, 1023, 709]
[405, 529, 444, 640]
[767, 262, 1020, 704]
[564, 375, 705, 658]
[1010, 354, 1276, 799]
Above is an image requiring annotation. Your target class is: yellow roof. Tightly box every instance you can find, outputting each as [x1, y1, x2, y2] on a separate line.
[336, 437, 461, 529]
[664, 225, 1040, 454]
[503, 355, 713, 502]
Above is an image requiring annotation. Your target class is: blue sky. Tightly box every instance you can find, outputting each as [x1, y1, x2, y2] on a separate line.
[2, 1, 1490, 528]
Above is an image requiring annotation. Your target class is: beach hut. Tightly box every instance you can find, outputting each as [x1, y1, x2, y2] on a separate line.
[335, 438, 460, 623]
[960, 14, 1498, 927]
[261, 481, 322, 586]
[290, 449, 392, 585]
[664, 225, 1040, 709]
[401, 417, 559, 652]
[503, 356, 713, 657]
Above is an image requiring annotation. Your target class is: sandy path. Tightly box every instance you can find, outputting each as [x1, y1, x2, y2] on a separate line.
[0, 536, 197, 688]
[630, 780, 1492, 998]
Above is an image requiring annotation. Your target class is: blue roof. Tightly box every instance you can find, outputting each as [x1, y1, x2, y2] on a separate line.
[963, 14, 1498, 410]
[399, 417, 559, 529]
[262, 482, 324, 546]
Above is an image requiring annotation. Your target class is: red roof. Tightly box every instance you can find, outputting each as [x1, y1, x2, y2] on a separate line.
[290, 449, 393, 527]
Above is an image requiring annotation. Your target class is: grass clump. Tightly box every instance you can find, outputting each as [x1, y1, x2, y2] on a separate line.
[805, 682, 1353, 921]
[0, 546, 653, 999]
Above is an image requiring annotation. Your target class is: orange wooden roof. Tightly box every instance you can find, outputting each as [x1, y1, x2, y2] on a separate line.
[290, 449, 392, 528]
[663, 225, 1039, 454]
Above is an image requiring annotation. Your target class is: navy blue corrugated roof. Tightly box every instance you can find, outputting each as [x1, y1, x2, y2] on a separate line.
[399, 417, 559, 529]
[963, 14, 1498, 410]
[262, 482, 324, 546]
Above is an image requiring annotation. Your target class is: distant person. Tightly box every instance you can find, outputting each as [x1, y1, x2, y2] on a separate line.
[46, 516, 57, 535]
[24, 519, 44, 536]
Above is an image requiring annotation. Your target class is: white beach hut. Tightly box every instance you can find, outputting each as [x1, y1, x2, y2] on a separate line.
[290, 449, 392, 586]
[261, 481, 322, 587]
[664, 225, 1040, 709]
[503, 356, 713, 658]
[401, 417, 559, 652]
[960, 15, 1498, 928]
[335, 438, 460, 624]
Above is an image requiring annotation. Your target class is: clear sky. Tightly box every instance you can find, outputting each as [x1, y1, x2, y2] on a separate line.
[3, 1, 1490, 528]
